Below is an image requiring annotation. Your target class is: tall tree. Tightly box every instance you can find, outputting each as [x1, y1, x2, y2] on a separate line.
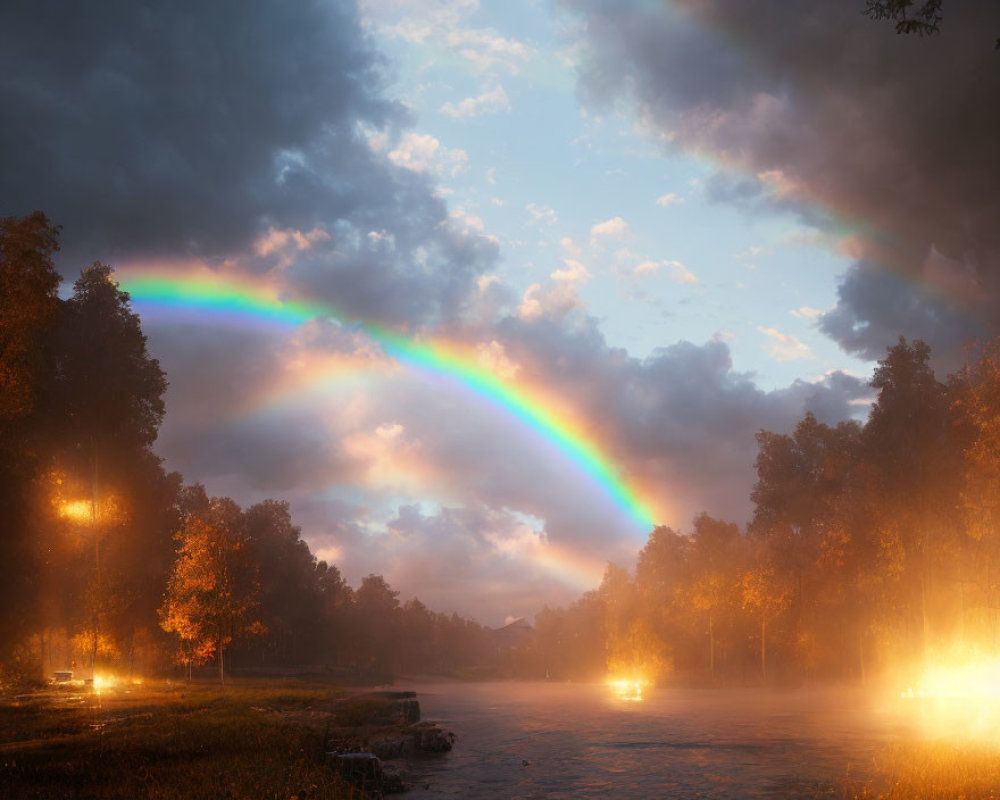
[353, 575, 401, 678]
[863, 337, 961, 657]
[0, 212, 61, 670]
[242, 500, 323, 666]
[0, 211, 61, 427]
[956, 340, 1000, 646]
[159, 497, 263, 682]
[689, 514, 745, 680]
[45, 264, 168, 675]
[740, 563, 791, 682]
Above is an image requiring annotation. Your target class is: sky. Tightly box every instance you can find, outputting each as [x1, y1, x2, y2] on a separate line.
[3, 0, 1000, 625]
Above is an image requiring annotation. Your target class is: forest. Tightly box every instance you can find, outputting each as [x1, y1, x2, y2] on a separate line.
[4, 210, 1000, 689]
[0, 212, 495, 687]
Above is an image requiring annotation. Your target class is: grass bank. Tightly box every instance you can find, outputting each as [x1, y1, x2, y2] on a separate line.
[0, 679, 392, 800]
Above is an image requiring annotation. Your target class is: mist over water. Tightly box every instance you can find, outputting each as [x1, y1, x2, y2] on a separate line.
[404, 682, 914, 799]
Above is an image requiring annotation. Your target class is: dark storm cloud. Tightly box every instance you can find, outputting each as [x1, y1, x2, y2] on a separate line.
[0, 0, 502, 554]
[0, 0, 496, 328]
[561, 0, 1000, 361]
[1, 0, 385, 258]
[819, 258, 985, 364]
[426, 312, 874, 529]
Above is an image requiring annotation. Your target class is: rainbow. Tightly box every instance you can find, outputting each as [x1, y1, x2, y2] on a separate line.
[121, 271, 660, 534]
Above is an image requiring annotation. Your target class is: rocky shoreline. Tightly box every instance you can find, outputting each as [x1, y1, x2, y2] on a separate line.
[326, 690, 455, 795]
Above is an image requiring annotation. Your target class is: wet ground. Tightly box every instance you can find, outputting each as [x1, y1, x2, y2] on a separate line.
[400, 681, 914, 799]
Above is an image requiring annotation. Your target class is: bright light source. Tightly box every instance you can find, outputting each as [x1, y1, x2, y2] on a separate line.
[898, 657, 1000, 740]
[606, 677, 647, 702]
[59, 500, 93, 523]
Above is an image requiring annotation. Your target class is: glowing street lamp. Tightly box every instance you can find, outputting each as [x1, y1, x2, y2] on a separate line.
[57, 493, 116, 680]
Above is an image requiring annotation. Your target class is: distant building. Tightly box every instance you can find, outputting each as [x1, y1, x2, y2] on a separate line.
[491, 617, 533, 652]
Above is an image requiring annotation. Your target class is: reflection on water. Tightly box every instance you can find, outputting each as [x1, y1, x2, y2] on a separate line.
[401, 681, 917, 799]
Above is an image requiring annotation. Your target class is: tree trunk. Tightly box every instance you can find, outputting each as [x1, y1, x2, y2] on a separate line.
[218, 635, 225, 684]
[708, 611, 715, 680]
[760, 615, 767, 682]
[90, 451, 101, 680]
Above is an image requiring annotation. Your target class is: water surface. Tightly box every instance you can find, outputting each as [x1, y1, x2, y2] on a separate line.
[401, 681, 913, 799]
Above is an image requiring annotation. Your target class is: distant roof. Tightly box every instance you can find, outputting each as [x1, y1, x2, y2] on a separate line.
[494, 616, 532, 633]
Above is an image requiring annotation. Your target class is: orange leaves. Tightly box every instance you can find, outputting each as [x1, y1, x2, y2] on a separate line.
[159, 497, 264, 675]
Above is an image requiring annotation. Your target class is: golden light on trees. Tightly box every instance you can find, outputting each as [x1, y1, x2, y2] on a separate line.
[58, 499, 93, 522]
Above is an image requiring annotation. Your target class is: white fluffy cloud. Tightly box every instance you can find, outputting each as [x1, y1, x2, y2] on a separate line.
[441, 85, 511, 118]
[386, 131, 470, 176]
[757, 327, 814, 362]
[655, 192, 684, 207]
[590, 215, 630, 244]
[630, 259, 697, 283]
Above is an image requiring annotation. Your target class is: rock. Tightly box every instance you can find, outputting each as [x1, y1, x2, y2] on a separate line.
[411, 721, 455, 753]
[381, 764, 408, 795]
[331, 752, 383, 793]
[367, 720, 456, 758]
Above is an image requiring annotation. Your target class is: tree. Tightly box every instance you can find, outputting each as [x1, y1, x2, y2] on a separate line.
[955, 340, 1000, 645]
[0, 212, 61, 671]
[863, 337, 962, 657]
[45, 263, 168, 676]
[315, 560, 354, 666]
[865, 0, 942, 37]
[864, 1, 999, 51]
[0, 211, 61, 427]
[353, 575, 400, 678]
[689, 514, 745, 680]
[740, 564, 791, 682]
[49, 263, 166, 464]
[242, 500, 323, 665]
[159, 497, 263, 682]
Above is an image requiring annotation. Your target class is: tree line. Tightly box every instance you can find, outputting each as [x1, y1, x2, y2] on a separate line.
[0, 212, 494, 687]
[8, 210, 1000, 690]
[516, 334, 1000, 685]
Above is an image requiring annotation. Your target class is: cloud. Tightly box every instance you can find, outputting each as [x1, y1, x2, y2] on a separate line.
[327, 504, 587, 623]
[517, 281, 585, 320]
[791, 306, 822, 321]
[445, 30, 532, 74]
[560, 237, 583, 257]
[630, 259, 697, 283]
[757, 326, 814, 362]
[818, 258, 983, 368]
[487, 315, 871, 527]
[359, 0, 478, 43]
[560, 0, 1000, 363]
[525, 203, 559, 226]
[590, 215, 630, 244]
[550, 258, 590, 284]
[441, 85, 511, 118]
[386, 132, 470, 176]
[361, 0, 531, 75]
[655, 193, 685, 207]
[2, 0, 909, 625]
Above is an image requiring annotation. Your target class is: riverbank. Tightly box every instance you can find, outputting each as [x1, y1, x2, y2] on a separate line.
[0, 678, 450, 799]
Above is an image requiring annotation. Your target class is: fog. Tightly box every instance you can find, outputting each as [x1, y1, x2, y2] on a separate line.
[404, 681, 948, 799]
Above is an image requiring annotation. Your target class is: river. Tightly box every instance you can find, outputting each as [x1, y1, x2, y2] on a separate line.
[398, 681, 924, 799]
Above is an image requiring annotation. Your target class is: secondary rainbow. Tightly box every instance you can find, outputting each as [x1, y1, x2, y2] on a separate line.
[122, 272, 659, 533]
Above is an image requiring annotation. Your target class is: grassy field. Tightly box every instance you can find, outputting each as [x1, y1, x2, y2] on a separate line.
[835, 741, 1000, 800]
[0, 678, 391, 800]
